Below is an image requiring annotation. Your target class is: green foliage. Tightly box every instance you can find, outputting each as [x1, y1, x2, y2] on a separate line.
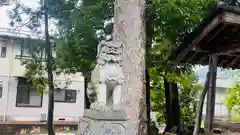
[22, 56, 47, 93]
[151, 0, 214, 74]
[223, 84, 240, 121]
[9, 0, 215, 76]
[9, 0, 114, 76]
[178, 74, 203, 125]
[232, 114, 240, 122]
[9, 0, 214, 127]
[150, 68, 165, 123]
[16, 38, 48, 93]
[150, 70, 202, 125]
[149, 0, 213, 126]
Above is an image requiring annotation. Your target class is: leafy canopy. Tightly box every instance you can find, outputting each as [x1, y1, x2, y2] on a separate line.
[9, 0, 114, 77]
[150, 0, 213, 126]
[150, 0, 214, 76]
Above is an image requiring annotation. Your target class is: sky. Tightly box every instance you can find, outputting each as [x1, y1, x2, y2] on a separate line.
[0, 0, 40, 29]
[0, 0, 56, 38]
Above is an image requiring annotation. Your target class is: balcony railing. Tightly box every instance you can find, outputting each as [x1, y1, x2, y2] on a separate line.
[0, 27, 44, 39]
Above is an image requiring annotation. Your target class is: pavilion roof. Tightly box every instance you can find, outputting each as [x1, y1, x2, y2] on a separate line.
[172, 2, 240, 69]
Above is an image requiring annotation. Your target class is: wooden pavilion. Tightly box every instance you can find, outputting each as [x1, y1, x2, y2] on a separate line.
[171, 1, 240, 134]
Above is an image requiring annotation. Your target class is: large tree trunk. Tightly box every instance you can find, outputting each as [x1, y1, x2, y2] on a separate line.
[114, 0, 147, 134]
[164, 78, 181, 133]
[171, 82, 181, 133]
[164, 78, 173, 132]
[193, 71, 210, 135]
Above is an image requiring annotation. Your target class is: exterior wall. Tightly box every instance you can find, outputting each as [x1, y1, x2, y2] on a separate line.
[0, 39, 25, 77]
[0, 39, 85, 122]
[202, 87, 228, 117]
[0, 40, 12, 76]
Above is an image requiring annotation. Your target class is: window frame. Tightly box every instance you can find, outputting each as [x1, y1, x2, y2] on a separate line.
[0, 86, 2, 98]
[15, 42, 46, 60]
[15, 85, 43, 108]
[54, 89, 77, 103]
[1, 46, 7, 58]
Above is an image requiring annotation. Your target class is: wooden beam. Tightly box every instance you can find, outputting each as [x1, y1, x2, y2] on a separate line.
[213, 42, 240, 53]
[197, 55, 208, 65]
[175, 15, 221, 63]
[206, 24, 226, 45]
[226, 56, 240, 67]
[218, 59, 227, 67]
[193, 46, 210, 53]
[193, 48, 240, 57]
[223, 12, 240, 25]
[187, 52, 198, 62]
[205, 55, 218, 135]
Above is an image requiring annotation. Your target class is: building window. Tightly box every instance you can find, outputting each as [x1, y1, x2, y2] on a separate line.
[54, 89, 77, 103]
[16, 78, 43, 107]
[0, 86, 2, 98]
[1, 46, 7, 58]
[17, 41, 46, 59]
[0, 80, 2, 98]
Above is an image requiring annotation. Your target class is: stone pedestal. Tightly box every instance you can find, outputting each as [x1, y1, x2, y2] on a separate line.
[78, 109, 142, 135]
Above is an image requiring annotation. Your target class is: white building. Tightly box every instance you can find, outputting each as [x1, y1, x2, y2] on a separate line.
[0, 0, 85, 122]
[0, 31, 85, 134]
[0, 32, 86, 121]
[0, 0, 86, 133]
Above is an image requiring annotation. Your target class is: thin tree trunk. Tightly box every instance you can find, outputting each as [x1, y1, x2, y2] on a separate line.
[193, 71, 210, 135]
[44, 0, 55, 134]
[145, 69, 151, 135]
[146, 0, 154, 133]
[84, 73, 91, 109]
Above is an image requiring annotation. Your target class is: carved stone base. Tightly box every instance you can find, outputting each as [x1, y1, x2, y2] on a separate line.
[78, 109, 147, 135]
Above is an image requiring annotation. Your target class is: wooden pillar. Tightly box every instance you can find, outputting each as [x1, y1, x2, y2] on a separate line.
[193, 63, 211, 135]
[205, 55, 218, 134]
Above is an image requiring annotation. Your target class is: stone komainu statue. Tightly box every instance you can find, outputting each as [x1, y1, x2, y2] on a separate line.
[86, 40, 124, 111]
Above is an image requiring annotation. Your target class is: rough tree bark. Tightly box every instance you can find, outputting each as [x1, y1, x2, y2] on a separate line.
[171, 82, 181, 133]
[83, 72, 91, 109]
[114, 0, 147, 134]
[164, 78, 181, 133]
[84, 77, 90, 109]
[164, 78, 173, 132]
